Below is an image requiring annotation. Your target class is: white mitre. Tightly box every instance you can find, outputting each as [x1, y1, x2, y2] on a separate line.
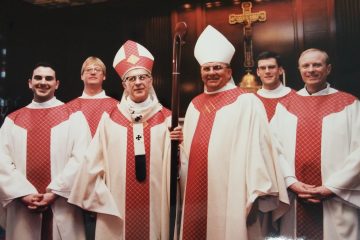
[194, 25, 235, 65]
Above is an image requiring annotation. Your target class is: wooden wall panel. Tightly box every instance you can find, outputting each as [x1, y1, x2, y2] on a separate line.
[144, 15, 172, 108]
[300, 0, 335, 53]
[334, 0, 360, 96]
[1, 0, 359, 119]
[172, 0, 340, 113]
[1, 0, 173, 109]
[172, 6, 206, 116]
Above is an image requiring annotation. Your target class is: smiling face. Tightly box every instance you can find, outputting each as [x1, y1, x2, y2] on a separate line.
[298, 50, 331, 94]
[122, 68, 153, 103]
[81, 63, 106, 87]
[200, 62, 232, 92]
[256, 58, 283, 90]
[28, 66, 59, 103]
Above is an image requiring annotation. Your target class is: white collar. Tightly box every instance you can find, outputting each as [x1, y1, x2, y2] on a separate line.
[297, 83, 337, 96]
[119, 94, 161, 123]
[257, 84, 291, 98]
[81, 90, 107, 99]
[28, 97, 63, 109]
[128, 96, 152, 108]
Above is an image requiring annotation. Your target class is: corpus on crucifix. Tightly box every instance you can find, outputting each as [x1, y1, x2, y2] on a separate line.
[229, 1, 266, 92]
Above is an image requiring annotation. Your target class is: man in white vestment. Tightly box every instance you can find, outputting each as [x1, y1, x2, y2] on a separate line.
[255, 51, 294, 121]
[68, 40, 182, 240]
[271, 48, 360, 239]
[66, 56, 118, 240]
[180, 25, 289, 240]
[67, 56, 118, 137]
[0, 62, 90, 240]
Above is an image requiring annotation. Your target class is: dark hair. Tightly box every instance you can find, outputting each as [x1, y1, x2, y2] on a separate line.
[256, 51, 282, 68]
[30, 61, 57, 79]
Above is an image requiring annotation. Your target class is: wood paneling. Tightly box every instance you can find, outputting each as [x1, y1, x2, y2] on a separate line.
[1, 0, 359, 117]
[172, 0, 342, 114]
[334, 0, 360, 96]
[1, 0, 173, 109]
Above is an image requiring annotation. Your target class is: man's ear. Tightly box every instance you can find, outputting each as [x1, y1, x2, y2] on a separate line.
[227, 68, 232, 77]
[256, 68, 261, 77]
[279, 66, 284, 75]
[327, 64, 332, 75]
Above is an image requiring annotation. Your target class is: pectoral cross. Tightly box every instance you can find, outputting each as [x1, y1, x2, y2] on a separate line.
[229, 2, 266, 68]
[136, 134, 142, 141]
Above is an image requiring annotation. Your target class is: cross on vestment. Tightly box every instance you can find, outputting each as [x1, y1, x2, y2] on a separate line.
[136, 134, 142, 141]
[229, 1, 266, 68]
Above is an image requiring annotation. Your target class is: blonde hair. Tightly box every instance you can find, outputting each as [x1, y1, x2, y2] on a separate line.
[81, 56, 106, 75]
[298, 48, 330, 66]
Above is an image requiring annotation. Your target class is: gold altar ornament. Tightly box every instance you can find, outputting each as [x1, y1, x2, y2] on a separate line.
[239, 71, 260, 92]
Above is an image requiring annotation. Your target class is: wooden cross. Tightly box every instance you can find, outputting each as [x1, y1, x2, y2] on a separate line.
[229, 2, 266, 68]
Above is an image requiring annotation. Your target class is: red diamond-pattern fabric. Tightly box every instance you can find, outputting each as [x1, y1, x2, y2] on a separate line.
[256, 90, 295, 121]
[110, 107, 170, 239]
[9, 105, 70, 240]
[182, 88, 245, 240]
[282, 91, 356, 239]
[114, 40, 154, 78]
[124, 40, 138, 57]
[67, 98, 118, 137]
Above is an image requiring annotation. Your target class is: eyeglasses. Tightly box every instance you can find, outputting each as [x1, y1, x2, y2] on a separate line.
[124, 74, 151, 83]
[84, 67, 103, 74]
[201, 64, 229, 72]
[33, 75, 55, 81]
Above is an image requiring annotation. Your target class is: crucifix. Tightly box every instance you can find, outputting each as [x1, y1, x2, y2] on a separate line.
[229, 2, 266, 91]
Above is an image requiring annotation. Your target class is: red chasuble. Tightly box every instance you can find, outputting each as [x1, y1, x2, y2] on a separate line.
[280, 92, 356, 239]
[182, 88, 246, 239]
[67, 98, 118, 137]
[255, 90, 295, 121]
[109, 107, 171, 239]
[8, 104, 70, 240]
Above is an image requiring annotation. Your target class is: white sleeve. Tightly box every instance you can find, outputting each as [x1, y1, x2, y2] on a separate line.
[270, 104, 297, 187]
[324, 101, 360, 207]
[0, 117, 37, 207]
[47, 111, 91, 198]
